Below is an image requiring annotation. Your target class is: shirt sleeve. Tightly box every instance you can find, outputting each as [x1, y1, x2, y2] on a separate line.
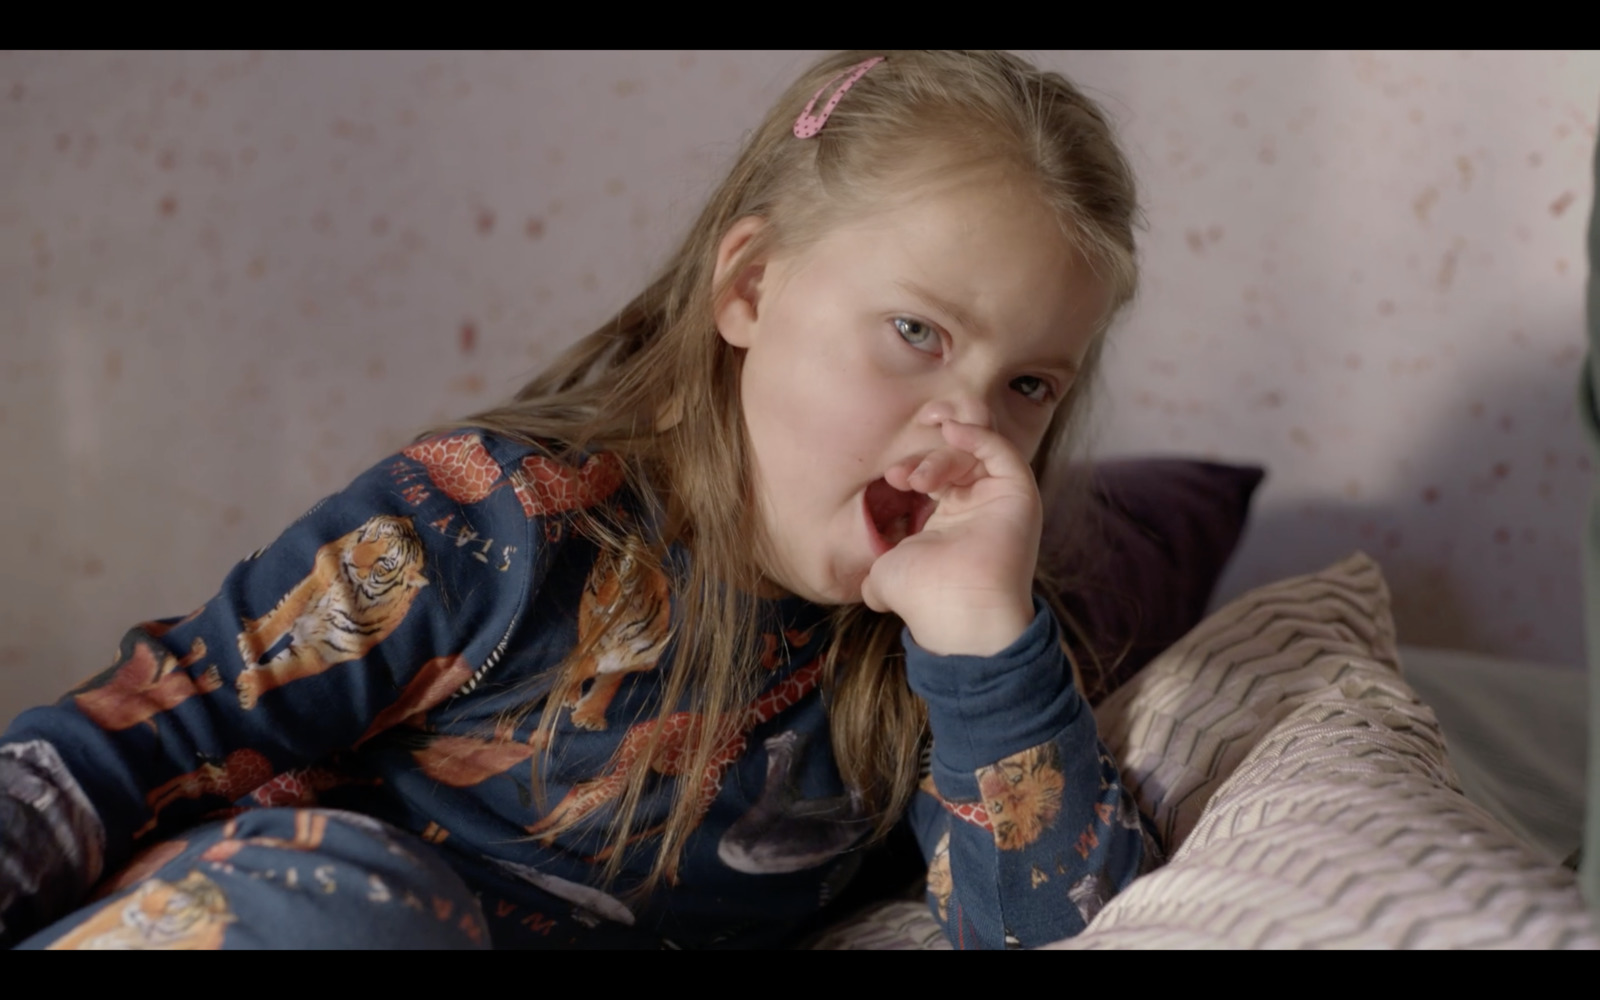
[902, 598, 1154, 949]
[0, 430, 607, 946]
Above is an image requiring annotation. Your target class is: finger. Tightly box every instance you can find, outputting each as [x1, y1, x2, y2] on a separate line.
[859, 566, 892, 614]
[883, 447, 979, 493]
[907, 447, 984, 495]
[882, 458, 919, 493]
[936, 420, 1033, 487]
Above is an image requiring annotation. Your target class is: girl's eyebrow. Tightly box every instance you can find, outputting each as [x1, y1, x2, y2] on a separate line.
[896, 280, 985, 338]
[895, 279, 1081, 376]
[1036, 355, 1082, 379]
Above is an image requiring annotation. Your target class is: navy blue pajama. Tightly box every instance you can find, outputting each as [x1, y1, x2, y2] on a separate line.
[1, 430, 1151, 949]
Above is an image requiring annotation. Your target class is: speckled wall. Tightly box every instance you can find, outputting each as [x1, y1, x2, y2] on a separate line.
[2, 51, 1597, 726]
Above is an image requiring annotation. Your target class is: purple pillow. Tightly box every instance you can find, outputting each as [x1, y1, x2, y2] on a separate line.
[1041, 458, 1266, 705]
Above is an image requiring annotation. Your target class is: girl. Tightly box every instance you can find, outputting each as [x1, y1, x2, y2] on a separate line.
[0, 50, 1157, 950]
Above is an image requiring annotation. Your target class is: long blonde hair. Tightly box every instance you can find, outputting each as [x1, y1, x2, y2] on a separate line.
[444, 50, 1140, 895]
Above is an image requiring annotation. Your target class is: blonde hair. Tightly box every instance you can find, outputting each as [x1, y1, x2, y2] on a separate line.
[444, 50, 1140, 895]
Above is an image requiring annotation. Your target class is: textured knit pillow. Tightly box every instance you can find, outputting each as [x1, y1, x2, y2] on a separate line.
[1042, 458, 1266, 705]
[1048, 552, 1599, 949]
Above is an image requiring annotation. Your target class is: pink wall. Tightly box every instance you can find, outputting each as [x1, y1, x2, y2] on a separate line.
[2, 51, 1597, 726]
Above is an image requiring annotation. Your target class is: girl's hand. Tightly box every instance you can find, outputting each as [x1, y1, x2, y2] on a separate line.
[860, 420, 1040, 656]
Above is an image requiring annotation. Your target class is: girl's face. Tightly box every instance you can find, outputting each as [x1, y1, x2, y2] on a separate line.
[713, 173, 1109, 606]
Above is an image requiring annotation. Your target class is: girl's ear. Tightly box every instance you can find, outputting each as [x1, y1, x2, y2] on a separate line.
[712, 216, 768, 349]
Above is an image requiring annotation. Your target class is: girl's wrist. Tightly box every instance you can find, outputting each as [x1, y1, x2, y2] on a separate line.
[905, 597, 1036, 657]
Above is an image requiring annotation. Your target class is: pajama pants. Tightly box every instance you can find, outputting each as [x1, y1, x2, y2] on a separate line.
[15, 808, 492, 950]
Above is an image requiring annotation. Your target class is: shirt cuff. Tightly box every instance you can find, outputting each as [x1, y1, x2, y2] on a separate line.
[902, 596, 1085, 800]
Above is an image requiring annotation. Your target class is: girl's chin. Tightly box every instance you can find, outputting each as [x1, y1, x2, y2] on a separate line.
[822, 568, 872, 607]
[779, 581, 862, 607]
[762, 567, 866, 608]
[751, 537, 872, 606]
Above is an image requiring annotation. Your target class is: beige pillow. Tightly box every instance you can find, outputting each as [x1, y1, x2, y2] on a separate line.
[814, 553, 1599, 949]
[1050, 552, 1597, 948]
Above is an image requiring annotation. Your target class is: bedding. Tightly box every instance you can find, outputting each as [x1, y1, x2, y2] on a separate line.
[1400, 645, 1586, 868]
[812, 552, 1598, 949]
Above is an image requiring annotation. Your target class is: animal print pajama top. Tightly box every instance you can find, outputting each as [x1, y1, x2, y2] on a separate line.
[0, 430, 1151, 949]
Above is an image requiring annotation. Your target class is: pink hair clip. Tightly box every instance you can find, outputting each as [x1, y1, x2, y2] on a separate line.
[792, 56, 885, 139]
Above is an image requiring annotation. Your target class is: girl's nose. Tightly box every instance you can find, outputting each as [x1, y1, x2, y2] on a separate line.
[919, 396, 995, 432]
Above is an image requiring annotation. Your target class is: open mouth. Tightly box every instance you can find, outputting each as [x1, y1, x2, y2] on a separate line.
[863, 478, 936, 556]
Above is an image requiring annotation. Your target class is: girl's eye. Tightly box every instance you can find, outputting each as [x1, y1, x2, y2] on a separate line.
[1010, 375, 1054, 404]
[893, 317, 939, 353]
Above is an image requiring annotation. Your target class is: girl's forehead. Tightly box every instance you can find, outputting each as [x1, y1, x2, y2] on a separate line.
[844, 166, 1050, 227]
[785, 179, 1106, 358]
[825, 178, 1074, 271]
